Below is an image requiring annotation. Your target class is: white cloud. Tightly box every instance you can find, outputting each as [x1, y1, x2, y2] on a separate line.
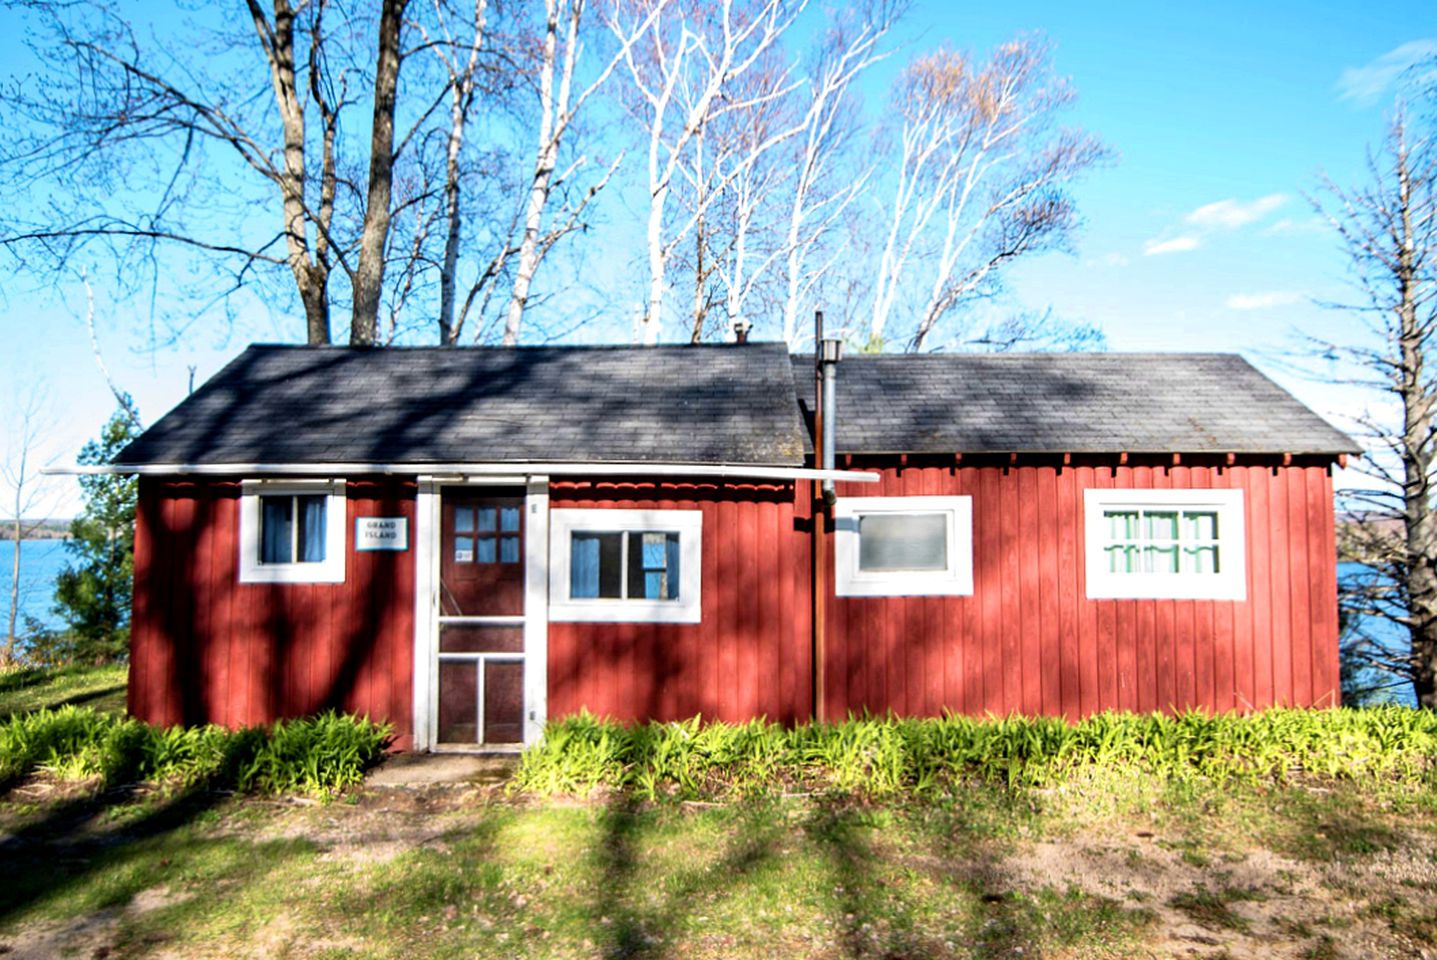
[1263, 216, 1329, 237]
[1185, 194, 1288, 230]
[1086, 252, 1130, 268]
[1224, 291, 1305, 311]
[1142, 235, 1201, 256]
[1337, 39, 1437, 105]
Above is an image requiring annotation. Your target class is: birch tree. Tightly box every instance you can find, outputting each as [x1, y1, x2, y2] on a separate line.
[497, 0, 671, 345]
[1317, 112, 1437, 708]
[778, 0, 902, 347]
[867, 38, 1105, 352]
[2, 386, 58, 667]
[608, 0, 806, 345]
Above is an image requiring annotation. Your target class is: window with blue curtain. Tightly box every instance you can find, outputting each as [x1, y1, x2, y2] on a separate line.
[260, 493, 327, 565]
[260, 497, 293, 564]
[298, 495, 327, 562]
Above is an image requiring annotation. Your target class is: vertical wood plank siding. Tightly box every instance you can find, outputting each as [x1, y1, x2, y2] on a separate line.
[128, 458, 1338, 740]
[128, 478, 418, 748]
[547, 480, 813, 724]
[822, 460, 1341, 718]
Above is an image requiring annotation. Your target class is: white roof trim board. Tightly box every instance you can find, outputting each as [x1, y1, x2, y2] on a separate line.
[48, 461, 881, 483]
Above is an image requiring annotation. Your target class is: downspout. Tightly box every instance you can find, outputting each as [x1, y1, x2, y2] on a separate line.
[811, 312, 843, 723]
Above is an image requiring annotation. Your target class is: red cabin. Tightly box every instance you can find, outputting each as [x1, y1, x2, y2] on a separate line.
[109, 343, 1357, 750]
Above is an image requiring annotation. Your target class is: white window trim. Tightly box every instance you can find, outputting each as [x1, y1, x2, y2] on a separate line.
[238, 479, 347, 584]
[834, 496, 973, 597]
[1083, 488, 1246, 601]
[548, 508, 702, 623]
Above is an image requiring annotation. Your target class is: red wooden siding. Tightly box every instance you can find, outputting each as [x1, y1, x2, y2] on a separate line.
[822, 458, 1341, 719]
[547, 480, 812, 724]
[129, 477, 418, 748]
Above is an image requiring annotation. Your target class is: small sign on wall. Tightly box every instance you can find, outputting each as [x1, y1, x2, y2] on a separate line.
[355, 517, 408, 551]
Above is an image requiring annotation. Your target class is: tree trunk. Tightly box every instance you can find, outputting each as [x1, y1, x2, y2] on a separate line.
[351, 0, 409, 346]
[249, 0, 332, 345]
[4, 516, 19, 666]
[503, 0, 563, 348]
[1396, 143, 1437, 708]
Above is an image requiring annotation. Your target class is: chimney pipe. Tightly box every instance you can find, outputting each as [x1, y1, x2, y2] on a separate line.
[818, 337, 841, 506]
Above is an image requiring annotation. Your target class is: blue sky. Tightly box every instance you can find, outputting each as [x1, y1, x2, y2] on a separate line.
[2, 0, 1434, 513]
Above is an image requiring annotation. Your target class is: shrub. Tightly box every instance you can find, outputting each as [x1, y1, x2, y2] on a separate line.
[513, 707, 1437, 800]
[0, 706, 390, 797]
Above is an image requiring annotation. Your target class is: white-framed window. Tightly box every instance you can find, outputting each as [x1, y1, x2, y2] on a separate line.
[238, 479, 347, 584]
[548, 508, 702, 623]
[833, 496, 973, 597]
[1083, 488, 1246, 600]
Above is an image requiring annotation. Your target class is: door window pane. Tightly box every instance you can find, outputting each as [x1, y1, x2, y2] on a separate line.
[476, 507, 497, 531]
[454, 536, 475, 563]
[455, 506, 475, 533]
[476, 537, 497, 563]
[500, 536, 521, 563]
[500, 506, 520, 532]
[858, 513, 948, 572]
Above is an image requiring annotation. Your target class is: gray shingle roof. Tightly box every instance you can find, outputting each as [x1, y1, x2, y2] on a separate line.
[115, 343, 808, 467]
[116, 344, 1357, 469]
[792, 353, 1357, 456]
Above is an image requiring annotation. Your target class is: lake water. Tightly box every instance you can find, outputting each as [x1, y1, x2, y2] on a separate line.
[1337, 562, 1416, 706]
[0, 539, 69, 631]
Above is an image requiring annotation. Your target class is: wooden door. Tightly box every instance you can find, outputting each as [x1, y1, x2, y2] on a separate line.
[437, 489, 525, 745]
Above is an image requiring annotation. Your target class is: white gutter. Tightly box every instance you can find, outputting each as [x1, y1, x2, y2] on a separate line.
[45, 460, 879, 484]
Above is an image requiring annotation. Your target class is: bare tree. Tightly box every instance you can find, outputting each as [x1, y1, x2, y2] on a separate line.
[1316, 111, 1437, 708]
[498, 0, 669, 346]
[2, 385, 58, 667]
[2, 0, 424, 345]
[778, 0, 902, 347]
[866, 39, 1105, 352]
[608, 0, 806, 345]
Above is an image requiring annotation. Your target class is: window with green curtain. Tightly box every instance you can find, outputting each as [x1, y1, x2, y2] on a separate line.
[1102, 507, 1219, 575]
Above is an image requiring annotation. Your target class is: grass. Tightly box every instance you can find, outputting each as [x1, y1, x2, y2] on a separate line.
[0, 662, 128, 719]
[1, 774, 1434, 959]
[0, 677, 1432, 957]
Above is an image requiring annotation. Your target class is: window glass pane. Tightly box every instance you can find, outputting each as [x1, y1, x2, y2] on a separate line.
[455, 506, 475, 533]
[1185, 545, 1220, 574]
[1183, 511, 1218, 541]
[1106, 544, 1139, 573]
[297, 495, 327, 563]
[476, 537, 497, 563]
[500, 506, 520, 532]
[500, 535, 520, 563]
[858, 513, 948, 572]
[260, 496, 293, 564]
[1145, 544, 1179, 573]
[1145, 511, 1178, 540]
[571, 532, 622, 599]
[454, 536, 475, 563]
[476, 507, 497, 532]
[627, 532, 679, 600]
[1106, 510, 1139, 540]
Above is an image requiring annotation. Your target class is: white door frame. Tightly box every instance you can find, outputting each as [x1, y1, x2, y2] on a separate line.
[412, 474, 549, 750]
